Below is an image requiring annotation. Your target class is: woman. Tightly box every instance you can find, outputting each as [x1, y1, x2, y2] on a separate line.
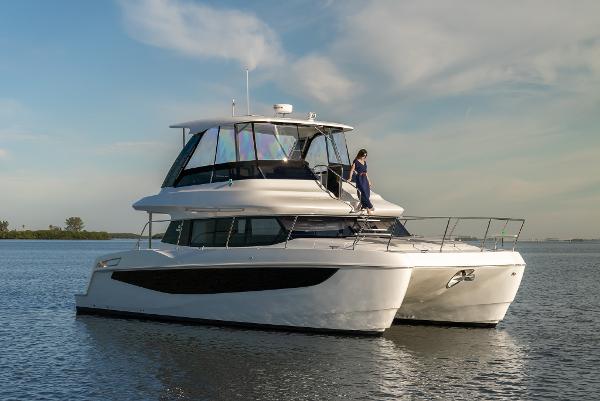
[348, 149, 374, 214]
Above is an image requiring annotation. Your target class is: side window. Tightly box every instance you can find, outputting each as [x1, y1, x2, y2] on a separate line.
[304, 135, 328, 171]
[215, 126, 236, 164]
[326, 131, 350, 165]
[227, 218, 247, 247]
[255, 123, 287, 160]
[189, 220, 216, 247]
[161, 220, 191, 245]
[161, 134, 201, 188]
[236, 123, 255, 162]
[246, 218, 286, 246]
[185, 128, 218, 169]
[331, 131, 350, 165]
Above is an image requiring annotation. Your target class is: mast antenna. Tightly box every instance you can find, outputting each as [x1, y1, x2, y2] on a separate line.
[232, 98, 235, 117]
[245, 68, 250, 115]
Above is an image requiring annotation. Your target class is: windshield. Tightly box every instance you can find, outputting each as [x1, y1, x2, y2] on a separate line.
[163, 122, 352, 187]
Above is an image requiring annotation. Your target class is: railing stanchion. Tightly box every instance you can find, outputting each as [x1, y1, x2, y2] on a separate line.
[148, 212, 152, 249]
[175, 220, 184, 250]
[285, 215, 299, 249]
[514, 220, 525, 251]
[440, 217, 451, 252]
[386, 219, 398, 251]
[225, 217, 236, 249]
[481, 218, 492, 251]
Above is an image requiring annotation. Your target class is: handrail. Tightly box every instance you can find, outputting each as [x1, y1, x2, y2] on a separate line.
[133, 214, 526, 253]
[382, 216, 526, 252]
[135, 218, 174, 250]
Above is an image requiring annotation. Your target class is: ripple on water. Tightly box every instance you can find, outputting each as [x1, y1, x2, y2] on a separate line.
[0, 240, 599, 400]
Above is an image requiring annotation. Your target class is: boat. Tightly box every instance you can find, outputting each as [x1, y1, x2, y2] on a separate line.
[75, 108, 414, 334]
[75, 104, 526, 333]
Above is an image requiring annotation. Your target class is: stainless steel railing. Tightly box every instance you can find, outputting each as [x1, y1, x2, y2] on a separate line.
[135, 214, 525, 253]
[385, 216, 526, 252]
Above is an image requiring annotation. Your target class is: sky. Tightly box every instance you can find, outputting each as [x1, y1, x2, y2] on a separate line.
[0, 0, 599, 239]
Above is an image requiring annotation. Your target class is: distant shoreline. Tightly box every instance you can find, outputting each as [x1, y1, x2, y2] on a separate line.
[0, 230, 156, 240]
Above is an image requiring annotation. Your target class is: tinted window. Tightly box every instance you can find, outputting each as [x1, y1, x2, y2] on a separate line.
[186, 127, 218, 169]
[216, 126, 236, 164]
[255, 123, 287, 160]
[247, 218, 286, 246]
[280, 216, 356, 238]
[258, 160, 315, 179]
[236, 123, 255, 162]
[161, 220, 191, 245]
[161, 134, 201, 188]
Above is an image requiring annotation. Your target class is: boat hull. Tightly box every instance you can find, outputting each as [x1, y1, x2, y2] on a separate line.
[76, 248, 413, 334]
[395, 251, 525, 326]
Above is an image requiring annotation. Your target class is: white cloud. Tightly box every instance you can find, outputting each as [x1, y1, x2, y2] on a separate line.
[334, 1, 600, 95]
[118, 0, 358, 105]
[0, 148, 9, 159]
[119, 0, 284, 70]
[284, 55, 358, 104]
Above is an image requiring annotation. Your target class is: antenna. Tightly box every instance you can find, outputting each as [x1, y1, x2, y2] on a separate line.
[232, 98, 235, 117]
[245, 68, 250, 115]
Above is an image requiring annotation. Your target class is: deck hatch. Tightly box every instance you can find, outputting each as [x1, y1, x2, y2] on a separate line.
[111, 267, 338, 294]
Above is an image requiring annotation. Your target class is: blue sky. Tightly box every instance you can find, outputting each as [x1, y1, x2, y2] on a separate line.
[1, 0, 599, 238]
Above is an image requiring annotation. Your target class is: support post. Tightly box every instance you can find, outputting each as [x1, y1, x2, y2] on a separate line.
[285, 215, 298, 248]
[440, 217, 451, 252]
[245, 68, 250, 115]
[182, 128, 185, 149]
[513, 220, 525, 251]
[481, 218, 492, 252]
[148, 212, 152, 249]
[225, 217, 236, 249]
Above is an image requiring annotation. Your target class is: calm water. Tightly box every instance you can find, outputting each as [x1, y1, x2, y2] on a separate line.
[0, 240, 598, 400]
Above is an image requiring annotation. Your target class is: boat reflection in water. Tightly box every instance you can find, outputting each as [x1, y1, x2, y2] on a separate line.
[77, 316, 526, 400]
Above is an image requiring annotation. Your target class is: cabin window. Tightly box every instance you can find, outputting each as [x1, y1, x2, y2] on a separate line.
[255, 123, 288, 160]
[186, 127, 218, 169]
[161, 220, 192, 245]
[304, 135, 328, 171]
[162, 216, 410, 247]
[162, 217, 286, 247]
[246, 217, 287, 246]
[215, 126, 236, 164]
[236, 123, 255, 162]
[189, 219, 232, 247]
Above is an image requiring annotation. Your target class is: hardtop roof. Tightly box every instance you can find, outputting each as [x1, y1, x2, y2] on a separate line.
[170, 115, 354, 133]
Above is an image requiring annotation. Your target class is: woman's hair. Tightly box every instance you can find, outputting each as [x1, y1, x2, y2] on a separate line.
[355, 149, 368, 160]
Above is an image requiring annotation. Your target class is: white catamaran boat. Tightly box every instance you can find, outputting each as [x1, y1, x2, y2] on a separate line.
[75, 104, 525, 333]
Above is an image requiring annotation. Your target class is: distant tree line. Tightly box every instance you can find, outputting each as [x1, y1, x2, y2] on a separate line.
[0, 217, 110, 240]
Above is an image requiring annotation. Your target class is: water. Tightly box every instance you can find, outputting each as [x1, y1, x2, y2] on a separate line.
[0, 240, 598, 400]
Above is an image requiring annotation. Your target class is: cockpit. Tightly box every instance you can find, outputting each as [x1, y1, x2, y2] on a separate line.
[162, 121, 352, 190]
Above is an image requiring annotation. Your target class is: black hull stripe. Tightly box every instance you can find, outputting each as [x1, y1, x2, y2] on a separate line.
[75, 307, 383, 336]
[111, 267, 338, 294]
